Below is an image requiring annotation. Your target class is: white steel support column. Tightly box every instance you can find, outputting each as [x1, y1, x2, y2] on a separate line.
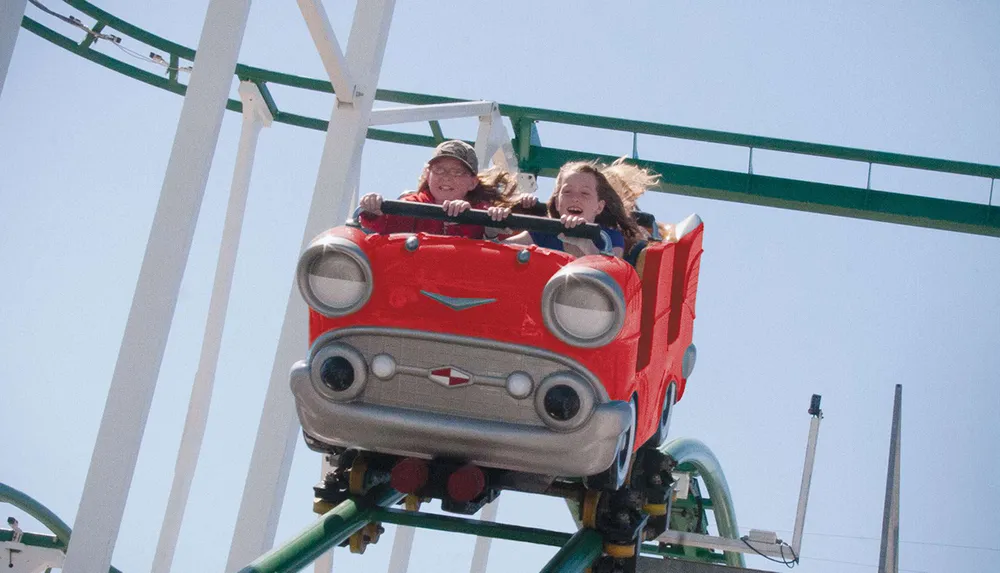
[61, 1, 252, 572]
[878, 385, 902, 573]
[151, 81, 272, 573]
[225, 2, 396, 570]
[0, 0, 27, 100]
[387, 522, 416, 573]
[468, 500, 500, 573]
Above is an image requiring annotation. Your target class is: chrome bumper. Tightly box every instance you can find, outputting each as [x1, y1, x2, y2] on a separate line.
[290, 359, 632, 477]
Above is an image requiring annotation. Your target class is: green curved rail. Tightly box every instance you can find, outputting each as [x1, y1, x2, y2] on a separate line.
[0, 482, 72, 547]
[19, 0, 1000, 237]
[661, 438, 746, 568]
[0, 482, 123, 573]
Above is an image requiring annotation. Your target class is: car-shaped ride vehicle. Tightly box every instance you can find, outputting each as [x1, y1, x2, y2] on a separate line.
[290, 201, 703, 504]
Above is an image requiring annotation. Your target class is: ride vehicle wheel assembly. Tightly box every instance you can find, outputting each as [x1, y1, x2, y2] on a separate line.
[348, 522, 384, 554]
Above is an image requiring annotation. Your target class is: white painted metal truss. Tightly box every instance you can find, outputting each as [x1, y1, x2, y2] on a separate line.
[61, 1, 254, 572]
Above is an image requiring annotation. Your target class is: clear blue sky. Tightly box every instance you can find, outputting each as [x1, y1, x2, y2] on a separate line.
[2, 2, 998, 572]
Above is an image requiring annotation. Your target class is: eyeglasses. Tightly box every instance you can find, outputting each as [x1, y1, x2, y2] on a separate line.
[429, 166, 472, 178]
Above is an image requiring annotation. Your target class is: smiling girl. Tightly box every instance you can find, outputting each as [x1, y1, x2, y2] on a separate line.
[359, 140, 518, 237]
[493, 160, 644, 258]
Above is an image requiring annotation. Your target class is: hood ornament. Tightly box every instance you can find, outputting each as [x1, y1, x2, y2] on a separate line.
[420, 290, 496, 311]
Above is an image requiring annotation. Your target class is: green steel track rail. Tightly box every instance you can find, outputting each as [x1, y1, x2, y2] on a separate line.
[240, 490, 730, 573]
[0, 482, 123, 573]
[662, 438, 746, 568]
[20, 1, 1000, 237]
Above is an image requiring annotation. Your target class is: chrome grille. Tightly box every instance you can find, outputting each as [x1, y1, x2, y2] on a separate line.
[314, 328, 605, 426]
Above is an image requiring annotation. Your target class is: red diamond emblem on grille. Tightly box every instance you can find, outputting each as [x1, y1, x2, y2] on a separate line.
[429, 367, 472, 387]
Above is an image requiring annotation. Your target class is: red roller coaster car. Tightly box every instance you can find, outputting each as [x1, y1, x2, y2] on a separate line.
[290, 201, 703, 501]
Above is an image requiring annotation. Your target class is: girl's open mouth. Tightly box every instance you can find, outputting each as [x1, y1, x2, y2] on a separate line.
[566, 207, 583, 214]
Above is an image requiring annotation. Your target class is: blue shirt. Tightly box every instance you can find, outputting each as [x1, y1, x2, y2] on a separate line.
[529, 227, 624, 253]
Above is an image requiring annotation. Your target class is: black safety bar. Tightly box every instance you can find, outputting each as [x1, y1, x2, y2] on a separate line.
[376, 200, 606, 245]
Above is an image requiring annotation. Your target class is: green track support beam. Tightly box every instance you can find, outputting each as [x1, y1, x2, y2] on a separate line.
[78, 20, 104, 49]
[428, 120, 444, 143]
[236, 485, 404, 573]
[373, 507, 576, 547]
[539, 528, 604, 573]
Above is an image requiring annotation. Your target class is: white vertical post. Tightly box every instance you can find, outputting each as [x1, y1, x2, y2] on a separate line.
[387, 523, 416, 573]
[468, 500, 500, 573]
[151, 81, 272, 573]
[791, 395, 822, 555]
[62, 1, 252, 571]
[225, 2, 396, 570]
[0, 0, 27, 100]
[878, 385, 902, 573]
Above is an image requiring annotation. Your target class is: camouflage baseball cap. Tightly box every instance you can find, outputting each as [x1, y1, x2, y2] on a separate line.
[428, 140, 478, 174]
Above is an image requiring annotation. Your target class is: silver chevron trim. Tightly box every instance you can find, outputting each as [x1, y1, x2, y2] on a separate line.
[420, 290, 497, 311]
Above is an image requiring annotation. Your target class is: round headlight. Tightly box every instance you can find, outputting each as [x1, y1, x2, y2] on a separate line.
[309, 341, 368, 401]
[534, 371, 596, 431]
[297, 236, 373, 317]
[544, 385, 581, 421]
[541, 266, 626, 348]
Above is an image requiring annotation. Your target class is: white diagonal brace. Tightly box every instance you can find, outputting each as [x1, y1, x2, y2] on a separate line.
[368, 101, 495, 126]
[62, 1, 253, 572]
[226, 1, 396, 570]
[151, 81, 272, 573]
[297, 0, 355, 104]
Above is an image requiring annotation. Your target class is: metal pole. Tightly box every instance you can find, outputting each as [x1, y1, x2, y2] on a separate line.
[151, 81, 272, 573]
[62, 2, 252, 572]
[791, 394, 823, 555]
[0, 0, 26, 100]
[537, 529, 603, 573]
[878, 385, 902, 573]
[226, 2, 396, 569]
[236, 485, 404, 573]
